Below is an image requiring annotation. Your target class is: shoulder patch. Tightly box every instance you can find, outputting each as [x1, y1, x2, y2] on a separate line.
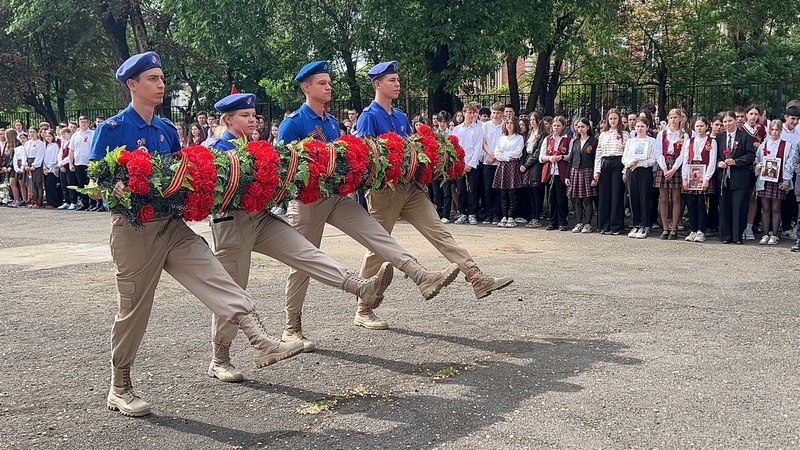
[103, 115, 123, 130]
[161, 117, 177, 130]
[287, 112, 299, 119]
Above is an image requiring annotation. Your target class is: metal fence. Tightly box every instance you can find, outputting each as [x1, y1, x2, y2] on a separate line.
[3, 82, 799, 129]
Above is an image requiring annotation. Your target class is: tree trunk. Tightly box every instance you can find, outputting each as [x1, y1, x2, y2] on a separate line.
[506, 55, 520, 112]
[546, 57, 564, 116]
[526, 46, 553, 113]
[95, 3, 131, 104]
[426, 44, 456, 118]
[128, 0, 149, 53]
[342, 55, 362, 111]
[23, 94, 57, 126]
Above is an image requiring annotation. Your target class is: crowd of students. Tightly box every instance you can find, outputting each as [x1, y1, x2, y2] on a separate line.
[5, 101, 799, 252]
[425, 100, 800, 251]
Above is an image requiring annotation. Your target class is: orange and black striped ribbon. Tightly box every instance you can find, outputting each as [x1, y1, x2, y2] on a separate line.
[325, 142, 337, 178]
[217, 151, 240, 214]
[403, 140, 418, 185]
[161, 152, 189, 197]
[364, 138, 380, 186]
[274, 144, 299, 204]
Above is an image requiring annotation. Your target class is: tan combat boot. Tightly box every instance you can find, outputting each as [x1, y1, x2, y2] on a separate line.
[466, 266, 514, 299]
[342, 262, 393, 309]
[208, 342, 244, 382]
[237, 311, 304, 368]
[107, 365, 151, 417]
[353, 301, 389, 330]
[400, 259, 459, 300]
[282, 310, 315, 353]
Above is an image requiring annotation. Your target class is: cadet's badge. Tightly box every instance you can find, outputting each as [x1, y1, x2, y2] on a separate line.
[247, 97, 253, 105]
[137, 138, 146, 147]
[400, 125, 405, 132]
[160, 134, 165, 142]
[151, 55, 157, 64]
[107, 119, 117, 125]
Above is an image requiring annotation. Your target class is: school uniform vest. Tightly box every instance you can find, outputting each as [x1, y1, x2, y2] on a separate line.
[660, 130, 683, 162]
[743, 123, 766, 146]
[686, 137, 712, 165]
[541, 135, 571, 183]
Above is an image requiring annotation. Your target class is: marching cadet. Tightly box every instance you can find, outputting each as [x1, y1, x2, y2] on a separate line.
[205, 92, 393, 380]
[90, 52, 304, 417]
[278, 60, 459, 337]
[356, 61, 513, 328]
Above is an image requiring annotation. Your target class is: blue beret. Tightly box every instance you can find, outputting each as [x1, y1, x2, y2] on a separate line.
[295, 60, 330, 82]
[368, 61, 398, 81]
[214, 93, 257, 112]
[116, 51, 162, 84]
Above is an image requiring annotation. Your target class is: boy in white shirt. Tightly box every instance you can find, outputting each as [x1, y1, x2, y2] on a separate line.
[451, 102, 484, 225]
[481, 102, 505, 223]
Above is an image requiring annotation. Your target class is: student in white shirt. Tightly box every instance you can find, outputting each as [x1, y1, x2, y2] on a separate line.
[68, 115, 95, 210]
[451, 102, 484, 225]
[755, 120, 794, 245]
[781, 104, 800, 240]
[40, 129, 61, 208]
[540, 116, 572, 230]
[24, 127, 45, 207]
[491, 118, 524, 227]
[594, 108, 629, 234]
[623, 118, 657, 238]
[654, 109, 690, 240]
[57, 128, 76, 209]
[680, 117, 718, 242]
[12, 132, 28, 206]
[481, 102, 505, 223]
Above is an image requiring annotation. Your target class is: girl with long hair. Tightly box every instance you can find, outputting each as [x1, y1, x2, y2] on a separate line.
[566, 117, 598, 233]
[594, 108, 629, 234]
[520, 111, 547, 228]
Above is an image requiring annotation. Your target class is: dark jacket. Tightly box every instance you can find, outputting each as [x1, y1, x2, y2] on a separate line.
[567, 136, 598, 172]
[522, 132, 546, 185]
[715, 129, 755, 190]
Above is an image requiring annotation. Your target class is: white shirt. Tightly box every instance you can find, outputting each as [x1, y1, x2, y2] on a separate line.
[781, 125, 800, 148]
[24, 139, 45, 168]
[69, 129, 94, 166]
[654, 129, 689, 171]
[494, 134, 524, 162]
[680, 136, 717, 182]
[482, 120, 504, 166]
[622, 136, 657, 173]
[44, 143, 61, 173]
[594, 130, 628, 174]
[452, 121, 485, 170]
[755, 138, 795, 191]
[13, 145, 26, 172]
[58, 136, 71, 167]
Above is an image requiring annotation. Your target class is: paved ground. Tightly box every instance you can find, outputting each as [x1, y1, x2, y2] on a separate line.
[1, 208, 800, 449]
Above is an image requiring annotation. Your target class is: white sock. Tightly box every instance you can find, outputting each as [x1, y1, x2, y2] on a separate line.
[746, 223, 753, 231]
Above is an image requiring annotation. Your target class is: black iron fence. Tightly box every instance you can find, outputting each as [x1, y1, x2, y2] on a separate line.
[3, 82, 799, 129]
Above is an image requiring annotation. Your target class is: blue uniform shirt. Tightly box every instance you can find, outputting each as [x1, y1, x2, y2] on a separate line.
[90, 104, 181, 159]
[206, 130, 238, 151]
[277, 103, 340, 144]
[355, 100, 411, 138]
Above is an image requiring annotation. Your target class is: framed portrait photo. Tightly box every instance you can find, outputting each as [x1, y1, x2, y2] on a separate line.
[761, 157, 781, 183]
[686, 164, 706, 191]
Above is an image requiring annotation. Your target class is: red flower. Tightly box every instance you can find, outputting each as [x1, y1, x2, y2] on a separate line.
[136, 203, 154, 224]
[723, 149, 731, 157]
[117, 150, 132, 165]
[764, 148, 771, 156]
[692, 172, 699, 179]
[416, 124, 432, 135]
[128, 175, 150, 195]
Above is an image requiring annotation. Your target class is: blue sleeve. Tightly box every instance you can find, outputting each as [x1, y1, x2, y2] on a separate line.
[277, 118, 299, 144]
[90, 123, 116, 160]
[355, 113, 377, 137]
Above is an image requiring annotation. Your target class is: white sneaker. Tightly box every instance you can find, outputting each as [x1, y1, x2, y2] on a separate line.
[57, 202, 69, 210]
[768, 235, 779, 245]
[505, 219, 517, 228]
[572, 223, 583, 233]
[685, 231, 696, 242]
[497, 217, 508, 227]
[67, 203, 77, 210]
[743, 229, 755, 241]
[514, 217, 526, 223]
[636, 228, 648, 239]
[440, 217, 450, 224]
[628, 227, 639, 238]
[468, 214, 478, 225]
[581, 224, 592, 234]
[759, 234, 770, 245]
[694, 231, 705, 242]
[454, 215, 467, 224]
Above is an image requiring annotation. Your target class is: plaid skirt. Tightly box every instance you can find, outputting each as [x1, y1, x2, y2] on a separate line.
[653, 159, 681, 189]
[26, 158, 44, 184]
[567, 167, 597, 198]
[492, 160, 524, 189]
[758, 181, 787, 200]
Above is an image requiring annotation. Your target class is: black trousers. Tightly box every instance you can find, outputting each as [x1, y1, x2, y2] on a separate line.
[719, 186, 748, 242]
[44, 172, 62, 207]
[707, 177, 720, 229]
[432, 178, 452, 219]
[74, 165, 91, 207]
[548, 176, 569, 227]
[529, 185, 545, 221]
[482, 164, 501, 220]
[59, 169, 75, 204]
[686, 193, 708, 233]
[500, 188, 518, 218]
[781, 192, 797, 231]
[597, 156, 625, 232]
[627, 168, 653, 227]
[456, 167, 481, 215]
